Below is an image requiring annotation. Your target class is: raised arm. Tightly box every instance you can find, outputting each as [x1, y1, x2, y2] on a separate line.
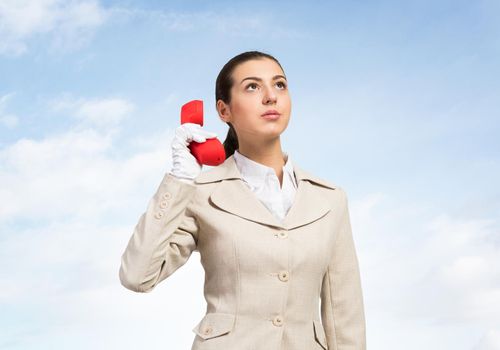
[119, 172, 199, 293]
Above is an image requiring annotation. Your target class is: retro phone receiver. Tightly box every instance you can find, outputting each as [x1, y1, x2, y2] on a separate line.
[181, 100, 226, 166]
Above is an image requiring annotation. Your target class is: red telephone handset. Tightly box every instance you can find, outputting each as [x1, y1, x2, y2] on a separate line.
[180, 100, 226, 166]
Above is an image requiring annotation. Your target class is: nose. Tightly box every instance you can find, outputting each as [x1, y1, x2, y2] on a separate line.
[262, 86, 277, 105]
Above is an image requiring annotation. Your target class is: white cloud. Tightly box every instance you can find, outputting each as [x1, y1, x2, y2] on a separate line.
[423, 215, 500, 323]
[0, 1, 304, 57]
[474, 330, 500, 350]
[0, 125, 173, 223]
[0, 200, 203, 348]
[0, 0, 108, 56]
[351, 194, 500, 349]
[48, 93, 135, 128]
[75, 98, 134, 126]
[0, 106, 202, 348]
[107, 7, 306, 39]
[0, 93, 164, 226]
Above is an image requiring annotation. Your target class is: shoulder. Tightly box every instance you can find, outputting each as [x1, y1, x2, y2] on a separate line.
[292, 164, 338, 190]
[304, 174, 338, 191]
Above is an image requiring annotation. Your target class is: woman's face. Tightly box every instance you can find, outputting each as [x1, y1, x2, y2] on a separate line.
[219, 58, 291, 144]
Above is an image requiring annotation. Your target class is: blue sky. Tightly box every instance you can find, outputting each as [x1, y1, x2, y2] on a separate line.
[0, 0, 499, 349]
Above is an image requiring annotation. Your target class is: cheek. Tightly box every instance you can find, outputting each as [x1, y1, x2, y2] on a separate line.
[233, 96, 259, 116]
[283, 94, 292, 108]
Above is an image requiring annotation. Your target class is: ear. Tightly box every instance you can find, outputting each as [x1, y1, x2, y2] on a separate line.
[216, 99, 231, 123]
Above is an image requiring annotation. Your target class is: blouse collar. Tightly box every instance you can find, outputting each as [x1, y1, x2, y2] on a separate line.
[233, 149, 297, 188]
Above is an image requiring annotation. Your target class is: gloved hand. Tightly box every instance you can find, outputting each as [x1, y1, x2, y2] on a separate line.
[169, 123, 218, 182]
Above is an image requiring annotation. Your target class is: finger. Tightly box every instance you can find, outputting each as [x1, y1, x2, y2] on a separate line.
[192, 135, 206, 143]
[196, 129, 218, 138]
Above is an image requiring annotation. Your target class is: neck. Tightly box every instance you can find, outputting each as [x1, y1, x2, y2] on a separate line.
[237, 139, 285, 169]
[237, 138, 286, 189]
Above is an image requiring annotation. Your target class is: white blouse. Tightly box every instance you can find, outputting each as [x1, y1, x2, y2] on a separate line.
[232, 149, 298, 223]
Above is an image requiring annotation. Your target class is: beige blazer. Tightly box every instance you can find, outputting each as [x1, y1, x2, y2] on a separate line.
[119, 154, 366, 350]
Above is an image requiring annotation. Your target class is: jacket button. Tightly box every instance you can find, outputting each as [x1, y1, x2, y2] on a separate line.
[202, 326, 213, 335]
[278, 231, 288, 238]
[154, 211, 164, 219]
[278, 270, 289, 282]
[159, 200, 168, 209]
[272, 315, 284, 326]
[162, 192, 171, 200]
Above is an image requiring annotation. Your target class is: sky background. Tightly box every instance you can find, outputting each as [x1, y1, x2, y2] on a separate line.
[0, 0, 499, 349]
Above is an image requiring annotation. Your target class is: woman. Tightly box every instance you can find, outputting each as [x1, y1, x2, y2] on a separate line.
[119, 51, 366, 350]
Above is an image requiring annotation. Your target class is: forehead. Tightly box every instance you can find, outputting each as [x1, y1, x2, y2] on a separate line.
[232, 58, 283, 79]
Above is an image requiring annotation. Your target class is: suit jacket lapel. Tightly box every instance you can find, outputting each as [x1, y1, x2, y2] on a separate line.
[195, 154, 337, 230]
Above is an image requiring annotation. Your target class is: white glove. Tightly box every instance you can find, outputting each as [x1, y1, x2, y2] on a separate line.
[169, 123, 218, 183]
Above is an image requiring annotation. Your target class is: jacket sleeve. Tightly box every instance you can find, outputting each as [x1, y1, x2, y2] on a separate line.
[320, 187, 366, 350]
[119, 172, 199, 293]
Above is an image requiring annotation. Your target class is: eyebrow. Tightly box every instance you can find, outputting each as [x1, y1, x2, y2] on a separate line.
[240, 75, 287, 84]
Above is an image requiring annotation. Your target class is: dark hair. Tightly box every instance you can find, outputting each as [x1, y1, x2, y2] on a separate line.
[215, 51, 285, 158]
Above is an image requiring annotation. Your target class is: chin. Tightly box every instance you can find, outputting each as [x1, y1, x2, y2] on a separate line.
[263, 127, 287, 138]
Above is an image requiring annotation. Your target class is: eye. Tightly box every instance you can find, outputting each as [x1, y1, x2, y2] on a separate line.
[245, 82, 258, 91]
[276, 81, 287, 89]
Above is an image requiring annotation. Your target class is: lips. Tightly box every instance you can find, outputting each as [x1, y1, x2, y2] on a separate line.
[261, 110, 281, 120]
[261, 109, 280, 117]
[261, 113, 280, 120]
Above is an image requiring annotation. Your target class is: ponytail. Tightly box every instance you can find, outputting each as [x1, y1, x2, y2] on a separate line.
[222, 122, 239, 157]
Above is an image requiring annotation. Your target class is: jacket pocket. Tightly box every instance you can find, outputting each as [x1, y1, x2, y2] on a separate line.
[313, 319, 328, 349]
[192, 312, 236, 340]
